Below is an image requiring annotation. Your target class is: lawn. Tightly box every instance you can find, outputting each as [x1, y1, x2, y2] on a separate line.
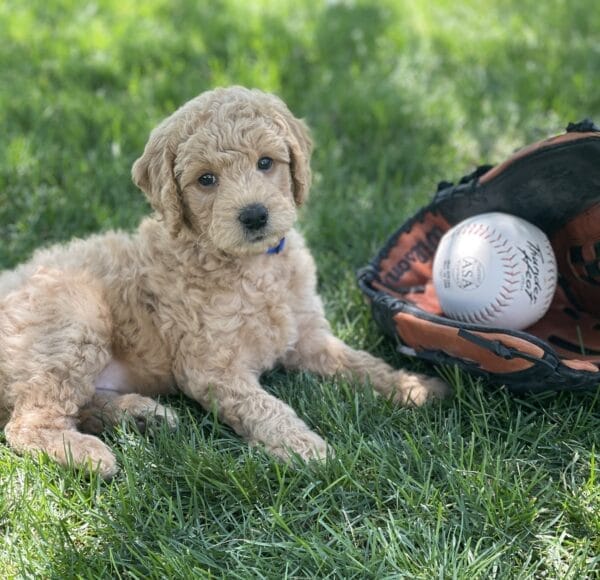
[0, 0, 599, 577]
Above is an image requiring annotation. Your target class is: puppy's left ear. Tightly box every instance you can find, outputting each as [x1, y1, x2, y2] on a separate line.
[287, 116, 313, 206]
[132, 124, 185, 238]
[273, 105, 313, 206]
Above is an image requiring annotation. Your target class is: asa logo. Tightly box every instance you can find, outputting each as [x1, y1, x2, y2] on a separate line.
[453, 256, 485, 290]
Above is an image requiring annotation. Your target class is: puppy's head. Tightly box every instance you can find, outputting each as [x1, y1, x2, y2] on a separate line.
[132, 86, 312, 255]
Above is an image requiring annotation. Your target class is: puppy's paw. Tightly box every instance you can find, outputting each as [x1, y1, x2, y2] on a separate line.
[264, 430, 333, 463]
[60, 432, 119, 479]
[126, 400, 179, 433]
[392, 371, 451, 407]
[80, 394, 180, 434]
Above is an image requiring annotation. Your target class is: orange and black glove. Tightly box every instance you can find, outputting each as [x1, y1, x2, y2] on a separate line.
[359, 120, 600, 393]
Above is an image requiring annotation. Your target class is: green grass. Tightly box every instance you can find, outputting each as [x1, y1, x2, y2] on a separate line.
[1, 0, 599, 577]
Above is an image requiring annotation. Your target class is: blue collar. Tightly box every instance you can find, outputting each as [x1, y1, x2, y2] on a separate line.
[266, 237, 286, 255]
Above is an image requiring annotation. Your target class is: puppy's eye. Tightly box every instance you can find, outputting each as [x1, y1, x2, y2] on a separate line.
[198, 173, 217, 187]
[257, 157, 273, 171]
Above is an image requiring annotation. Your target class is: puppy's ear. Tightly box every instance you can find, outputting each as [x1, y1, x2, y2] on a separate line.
[271, 99, 312, 206]
[285, 116, 313, 206]
[132, 126, 184, 238]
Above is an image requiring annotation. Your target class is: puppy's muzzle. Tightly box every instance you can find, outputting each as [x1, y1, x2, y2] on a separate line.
[238, 203, 269, 233]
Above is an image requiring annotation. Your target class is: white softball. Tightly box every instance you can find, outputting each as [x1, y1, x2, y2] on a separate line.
[432, 212, 557, 330]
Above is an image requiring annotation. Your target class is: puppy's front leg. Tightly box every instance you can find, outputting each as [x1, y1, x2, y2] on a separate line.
[174, 351, 330, 461]
[284, 317, 450, 406]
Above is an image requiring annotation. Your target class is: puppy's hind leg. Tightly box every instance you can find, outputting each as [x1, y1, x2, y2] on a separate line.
[2, 269, 118, 478]
[5, 390, 119, 479]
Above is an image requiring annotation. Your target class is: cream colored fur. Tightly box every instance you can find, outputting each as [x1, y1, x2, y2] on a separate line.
[0, 87, 448, 477]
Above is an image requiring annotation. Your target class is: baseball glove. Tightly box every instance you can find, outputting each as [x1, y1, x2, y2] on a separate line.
[358, 119, 600, 393]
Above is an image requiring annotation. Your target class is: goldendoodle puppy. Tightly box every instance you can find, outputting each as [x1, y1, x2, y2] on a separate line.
[0, 87, 448, 477]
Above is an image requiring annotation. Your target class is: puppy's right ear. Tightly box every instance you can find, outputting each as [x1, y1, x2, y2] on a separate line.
[132, 126, 184, 238]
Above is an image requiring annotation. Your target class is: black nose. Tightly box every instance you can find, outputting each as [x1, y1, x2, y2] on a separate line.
[238, 203, 269, 231]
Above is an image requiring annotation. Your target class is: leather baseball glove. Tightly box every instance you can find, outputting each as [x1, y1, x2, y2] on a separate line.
[358, 120, 600, 393]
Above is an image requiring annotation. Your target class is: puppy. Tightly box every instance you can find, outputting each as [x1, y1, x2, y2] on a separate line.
[0, 87, 448, 477]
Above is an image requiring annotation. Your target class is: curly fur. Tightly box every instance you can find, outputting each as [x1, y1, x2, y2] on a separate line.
[0, 87, 448, 477]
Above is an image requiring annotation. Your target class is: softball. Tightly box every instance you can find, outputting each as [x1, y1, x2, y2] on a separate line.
[433, 212, 557, 330]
